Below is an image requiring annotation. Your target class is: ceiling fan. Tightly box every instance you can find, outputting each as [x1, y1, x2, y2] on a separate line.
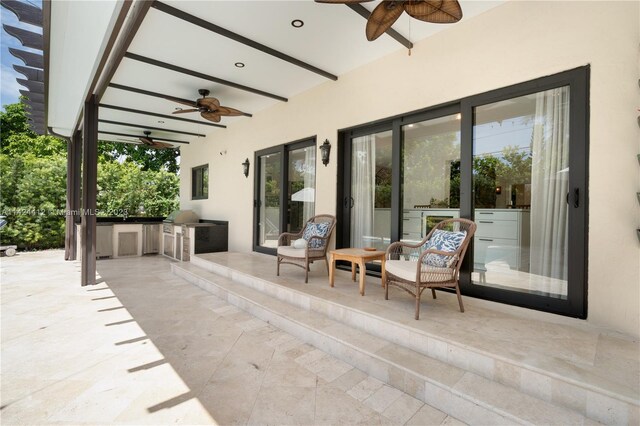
[137, 131, 172, 149]
[171, 89, 246, 123]
[315, 0, 463, 41]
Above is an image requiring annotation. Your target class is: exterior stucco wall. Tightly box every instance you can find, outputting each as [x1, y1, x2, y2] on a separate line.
[180, 1, 640, 337]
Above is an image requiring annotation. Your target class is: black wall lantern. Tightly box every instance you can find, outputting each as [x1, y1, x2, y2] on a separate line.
[242, 158, 250, 178]
[319, 139, 331, 166]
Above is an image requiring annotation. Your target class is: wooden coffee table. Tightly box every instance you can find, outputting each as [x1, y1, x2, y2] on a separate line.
[329, 248, 386, 296]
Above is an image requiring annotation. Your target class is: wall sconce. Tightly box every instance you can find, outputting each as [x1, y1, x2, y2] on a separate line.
[319, 139, 331, 167]
[242, 158, 250, 178]
[495, 186, 502, 195]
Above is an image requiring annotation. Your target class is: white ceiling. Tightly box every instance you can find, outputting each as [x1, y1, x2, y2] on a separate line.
[49, 1, 504, 147]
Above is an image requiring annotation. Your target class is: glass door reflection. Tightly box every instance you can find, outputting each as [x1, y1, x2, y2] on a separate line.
[472, 87, 570, 299]
[401, 114, 461, 243]
[287, 145, 316, 234]
[350, 130, 392, 251]
[257, 152, 281, 249]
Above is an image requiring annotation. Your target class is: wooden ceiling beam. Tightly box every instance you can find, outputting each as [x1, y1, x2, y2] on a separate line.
[124, 52, 288, 102]
[98, 119, 206, 137]
[108, 83, 253, 117]
[152, 1, 338, 81]
[99, 103, 226, 128]
[98, 130, 189, 144]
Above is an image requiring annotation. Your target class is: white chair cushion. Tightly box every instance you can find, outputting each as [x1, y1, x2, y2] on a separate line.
[277, 245, 307, 258]
[385, 260, 453, 282]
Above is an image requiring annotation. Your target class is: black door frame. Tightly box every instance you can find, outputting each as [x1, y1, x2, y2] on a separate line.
[253, 136, 317, 255]
[336, 66, 589, 318]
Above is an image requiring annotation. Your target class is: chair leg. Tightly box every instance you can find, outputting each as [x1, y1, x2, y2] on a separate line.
[431, 289, 437, 299]
[455, 284, 465, 313]
[277, 257, 280, 276]
[415, 292, 421, 320]
[325, 257, 330, 275]
[385, 278, 389, 300]
[305, 261, 309, 283]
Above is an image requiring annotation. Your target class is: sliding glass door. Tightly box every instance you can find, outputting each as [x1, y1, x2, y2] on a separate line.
[254, 138, 316, 254]
[401, 114, 461, 244]
[471, 87, 570, 299]
[256, 152, 282, 249]
[349, 130, 393, 251]
[338, 67, 588, 318]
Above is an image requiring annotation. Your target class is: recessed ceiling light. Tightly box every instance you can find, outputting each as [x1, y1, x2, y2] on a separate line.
[174, 107, 182, 111]
[291, 19, 304, 28]
[158, 120, 165, 123]
[407, 124, 414, 128]
[235, 62, 245, 68]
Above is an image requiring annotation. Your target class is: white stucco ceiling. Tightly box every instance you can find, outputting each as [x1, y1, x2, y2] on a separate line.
[47, 0, 504, 146]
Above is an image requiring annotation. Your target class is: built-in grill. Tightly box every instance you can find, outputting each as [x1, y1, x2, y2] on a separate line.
[162, 209, 199, 233]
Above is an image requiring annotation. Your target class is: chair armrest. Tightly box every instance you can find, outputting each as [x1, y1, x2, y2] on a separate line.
[278, 231, 302, 247]
[386, 240, 424, 261]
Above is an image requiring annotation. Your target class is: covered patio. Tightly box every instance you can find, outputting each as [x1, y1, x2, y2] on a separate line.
[3, 0, 639, 424]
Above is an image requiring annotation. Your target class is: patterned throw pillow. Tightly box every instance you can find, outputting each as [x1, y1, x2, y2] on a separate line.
[423, 229, 467, 268]
[302, 222, 331, 249]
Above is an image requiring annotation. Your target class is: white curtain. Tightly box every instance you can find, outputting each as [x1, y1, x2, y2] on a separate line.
[350, 135, 375, 248]
[530, 87, 570, 281]
[303, 146, 316, 221]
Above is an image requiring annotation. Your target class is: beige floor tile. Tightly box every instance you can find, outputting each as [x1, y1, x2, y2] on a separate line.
[315, 385, 383, 425]
[247, 385, 317, 425]
[382, 393, 425, 424]
[363, 384, 404, 413]
[405, 403, 449, 426]
[348, 376, 386, 401]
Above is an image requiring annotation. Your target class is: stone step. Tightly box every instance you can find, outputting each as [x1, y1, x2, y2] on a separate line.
[187, 255, 637, 425]
[173, 261, 592, 425]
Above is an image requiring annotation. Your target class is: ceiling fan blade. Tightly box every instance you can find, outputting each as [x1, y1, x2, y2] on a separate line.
[148, 141, 172, 149]
[172, 108, 199, 114]
[366, 1, 405, 41]
[168, 98, 197, 108]
[198, 97, 220, 110]
[201, 111, 222, 123]
[139, 137, 153, 145]
[404, 0, 462, 23]
[216, 106, 246, 117]
[315, 0, 372, 3]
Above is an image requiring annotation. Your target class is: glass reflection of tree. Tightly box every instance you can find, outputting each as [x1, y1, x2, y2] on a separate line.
[403, 133, 459, 209]
[450, 145, 532, 209]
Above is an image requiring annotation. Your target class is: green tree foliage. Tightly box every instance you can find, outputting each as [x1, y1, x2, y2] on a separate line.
[99, 142, 180, 174]
[97, 162, 178, 217]
[0, 102, 36, 142]
[0, 154, 67, 249]
[0, 101, 180, 250]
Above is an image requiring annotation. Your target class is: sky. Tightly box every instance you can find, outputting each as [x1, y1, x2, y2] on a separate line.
[1, 0, 43, 112]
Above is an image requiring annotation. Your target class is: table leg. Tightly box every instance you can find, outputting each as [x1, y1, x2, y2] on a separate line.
[329, 253, 335, 288]
[358, 260, 366, 296]
[380, 256, 386, 288]
[351, 262, 356, 282]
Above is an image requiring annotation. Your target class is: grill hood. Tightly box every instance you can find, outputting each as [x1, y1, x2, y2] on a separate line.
[164, 210, 199, 224]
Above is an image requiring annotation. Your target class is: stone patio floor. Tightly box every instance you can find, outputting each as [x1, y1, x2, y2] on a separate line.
[1, 250, 463, 425]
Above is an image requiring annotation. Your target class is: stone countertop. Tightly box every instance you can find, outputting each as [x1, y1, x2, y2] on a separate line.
[96, 217, 165, 224]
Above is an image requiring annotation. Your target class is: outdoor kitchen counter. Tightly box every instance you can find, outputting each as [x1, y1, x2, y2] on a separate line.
[162, 221, 229, 261]
[77, 219, 164, 259]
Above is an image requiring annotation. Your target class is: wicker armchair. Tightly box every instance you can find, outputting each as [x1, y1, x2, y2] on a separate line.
[276, 214, 336, 283]
[384, 218, 476, 320]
